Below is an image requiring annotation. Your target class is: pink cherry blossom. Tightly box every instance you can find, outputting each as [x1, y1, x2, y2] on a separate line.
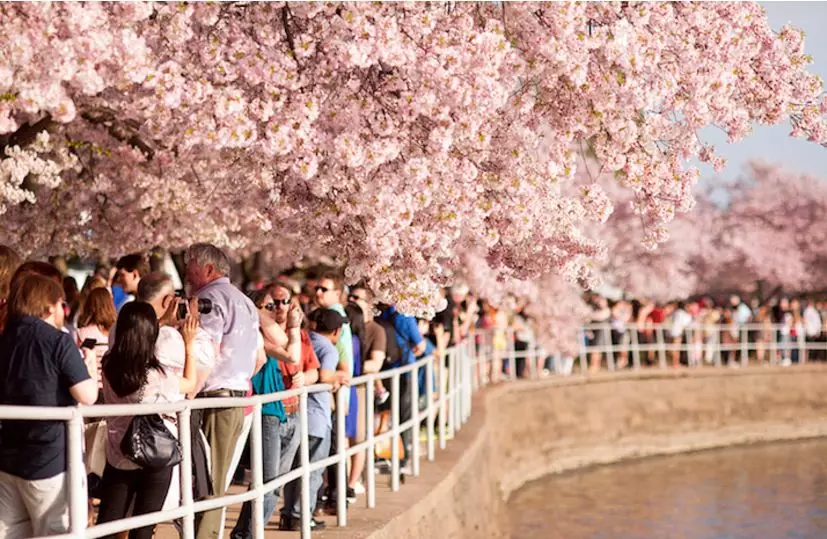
[0, 2, 826, 320]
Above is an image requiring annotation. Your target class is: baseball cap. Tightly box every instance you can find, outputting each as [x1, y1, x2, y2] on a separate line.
[311, 308, 347, 333]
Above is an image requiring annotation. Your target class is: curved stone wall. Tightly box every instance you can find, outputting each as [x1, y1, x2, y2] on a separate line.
[360, 367, 827, 539]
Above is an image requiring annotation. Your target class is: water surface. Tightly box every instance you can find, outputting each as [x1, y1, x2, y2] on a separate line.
[508, 439, 827, 539]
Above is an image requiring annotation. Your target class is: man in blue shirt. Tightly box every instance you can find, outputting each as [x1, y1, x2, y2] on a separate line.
[377, 304, 427, 473]
[280, 308, 346, 531]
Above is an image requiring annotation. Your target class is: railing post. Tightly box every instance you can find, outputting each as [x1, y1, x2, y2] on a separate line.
[365, 380, 376, 508]
[508, 329, 517, 381]
[527, 338, 538, 380]
[446, 348, 456, 439]
[390, 372, 401, 492]
[250, 402, 265, 539]
[714, 329, 722, 368]
[336, 387, 347, 526]
[299, 391, 311, 539]
[426, 356, 436, 462]
[67, 411, 86, 539]
[605, 326, 616, 371]
[656, 326, 667, 369]
[464, 339, 473, 421]
[740, 326, 749, 367]
[798, 329, 807, 364]
[579, 329, 589, 376]
[770, 323, 778, 366]
[411, 363, 421, 477]
[630, 326, 641, 370]
[453, 347, 461, 433]
[471, 338, 480, 392]
[438, 352, 447, 450]
[177, 406, 195, 539]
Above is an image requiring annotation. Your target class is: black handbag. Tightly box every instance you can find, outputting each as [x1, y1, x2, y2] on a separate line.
[120, 413, 182, 470]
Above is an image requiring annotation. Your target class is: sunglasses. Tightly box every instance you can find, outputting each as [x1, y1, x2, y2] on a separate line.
[348, 294, 366, 302]
[273, 298, 291, 306]
[315, 286, 331, 293]
[262, 302, 276, 311]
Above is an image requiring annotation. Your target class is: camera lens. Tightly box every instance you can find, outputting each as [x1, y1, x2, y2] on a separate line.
[198, 298, 213, 315]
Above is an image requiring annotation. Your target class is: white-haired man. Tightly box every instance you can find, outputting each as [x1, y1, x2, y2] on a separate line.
[185, 244, 260, 539]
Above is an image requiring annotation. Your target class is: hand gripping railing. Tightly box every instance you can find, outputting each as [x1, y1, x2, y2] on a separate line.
[1, 332, 534, 539]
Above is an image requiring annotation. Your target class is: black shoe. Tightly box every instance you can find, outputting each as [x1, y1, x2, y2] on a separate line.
[278, 513, 293, 531]
[346, 487, 357, 504]
[280, 513, 327, 531]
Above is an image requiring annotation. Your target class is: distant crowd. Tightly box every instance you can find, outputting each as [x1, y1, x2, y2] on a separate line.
[584, 294, 827, 370]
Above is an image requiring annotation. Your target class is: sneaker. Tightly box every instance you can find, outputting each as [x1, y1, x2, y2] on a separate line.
[346, 487, 357, 504]
[354, 481, 366, 495]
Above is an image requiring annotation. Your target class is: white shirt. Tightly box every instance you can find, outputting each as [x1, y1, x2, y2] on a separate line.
[734, 303, 752, 325]
[804, 306, 822, 338]
[670, 309, 692, 338]
[109, 324, 216, 375]
[197, 278, 260, 392]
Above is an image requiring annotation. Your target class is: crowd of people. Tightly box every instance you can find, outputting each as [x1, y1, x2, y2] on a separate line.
[3, 238, 822, 538]
[0, 243, 517, 539]
[584, 293, 827, 370]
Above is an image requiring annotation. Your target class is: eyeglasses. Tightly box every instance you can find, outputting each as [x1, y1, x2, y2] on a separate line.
[273, 298, 291, 306]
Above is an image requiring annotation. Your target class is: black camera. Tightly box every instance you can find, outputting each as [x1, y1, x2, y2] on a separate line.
[177, 297, 213, 320]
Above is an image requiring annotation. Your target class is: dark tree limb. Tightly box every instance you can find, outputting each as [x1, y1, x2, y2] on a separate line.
[0, 108, 154, 160]
[81, 108, 154, 160]
[0, 116, 54, 155]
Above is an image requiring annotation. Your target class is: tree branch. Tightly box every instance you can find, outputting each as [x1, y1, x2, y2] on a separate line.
[281, 6, 303, 71]
[81, 108, 154, 160]
[0, 116, 54, 155]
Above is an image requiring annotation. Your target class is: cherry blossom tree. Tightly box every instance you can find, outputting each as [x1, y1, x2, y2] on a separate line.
[2, 2, 826, 316]
[698, 161, 827, 295]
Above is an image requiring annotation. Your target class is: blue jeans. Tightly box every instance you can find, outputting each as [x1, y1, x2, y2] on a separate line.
[281, 430, 331, 519]
[231, 415, 285, 539]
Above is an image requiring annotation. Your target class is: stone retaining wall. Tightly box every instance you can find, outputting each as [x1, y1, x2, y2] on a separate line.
[365, 367, 827, 539]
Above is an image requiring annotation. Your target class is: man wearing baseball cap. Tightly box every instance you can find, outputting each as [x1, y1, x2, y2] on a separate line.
[279, 308, 348, 531]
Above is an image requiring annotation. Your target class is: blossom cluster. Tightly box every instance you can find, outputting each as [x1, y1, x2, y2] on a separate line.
[1, 2, 825, 318]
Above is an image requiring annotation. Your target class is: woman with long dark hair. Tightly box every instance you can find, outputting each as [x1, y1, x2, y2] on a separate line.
[97, 302, 198, 539]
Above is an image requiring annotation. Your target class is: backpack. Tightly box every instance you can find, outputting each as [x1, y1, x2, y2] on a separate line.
[375, 315, 404, 369]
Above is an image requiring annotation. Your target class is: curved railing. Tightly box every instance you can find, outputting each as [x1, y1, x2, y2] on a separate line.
[4, 321, 812, 538]
[0, 332, 546, 539]
[578, 322, 824, 372]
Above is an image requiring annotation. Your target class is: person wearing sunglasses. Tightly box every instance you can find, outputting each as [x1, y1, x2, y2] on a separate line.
[261, 282, 320, 480]
[231, 289, 301, 539]
[314, 273, 353, 389]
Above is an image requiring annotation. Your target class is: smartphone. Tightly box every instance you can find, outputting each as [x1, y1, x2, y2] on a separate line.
[80, 338, 97, 350]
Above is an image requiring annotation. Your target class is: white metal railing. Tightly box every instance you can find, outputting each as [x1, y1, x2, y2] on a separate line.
[578, 322, 825, 373]
[0, 330, 545, 539]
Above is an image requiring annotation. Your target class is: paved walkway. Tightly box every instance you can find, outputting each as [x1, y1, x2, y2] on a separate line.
[150, 420, 478, 539]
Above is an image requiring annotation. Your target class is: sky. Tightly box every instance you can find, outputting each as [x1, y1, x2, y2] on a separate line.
[696, 2, 827, 184]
